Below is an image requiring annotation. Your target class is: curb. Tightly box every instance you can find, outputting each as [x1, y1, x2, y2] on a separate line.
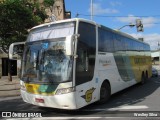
[0, 84, 20, 91]
[0, 96, 21, 102]
[0, 89, 20, 97]
[0, 76, 20, 97]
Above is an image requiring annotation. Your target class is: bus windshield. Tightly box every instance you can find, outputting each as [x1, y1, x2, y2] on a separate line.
[21, 38, 73, 84]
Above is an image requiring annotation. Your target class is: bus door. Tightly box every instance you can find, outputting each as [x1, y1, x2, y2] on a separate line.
[75, 22, 97, 108]
[75, 45, 97, 108]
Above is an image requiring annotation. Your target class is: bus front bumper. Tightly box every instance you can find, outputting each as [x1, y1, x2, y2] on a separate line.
[21, 90, 77, 110]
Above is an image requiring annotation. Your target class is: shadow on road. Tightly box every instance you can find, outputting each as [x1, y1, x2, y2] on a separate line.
[85, 76, 160, 110]
[0, 77, 159, 117]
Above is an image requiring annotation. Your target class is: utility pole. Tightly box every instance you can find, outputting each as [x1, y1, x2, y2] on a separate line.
[91, 0, 93, 21]
[158, 41, 160, 69]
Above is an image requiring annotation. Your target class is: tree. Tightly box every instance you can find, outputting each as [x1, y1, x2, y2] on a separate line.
[44, 0, 54, 7]
[0, 0, 54, 80]
[43, 0, 54, 13]
[0, 0, 50, 53]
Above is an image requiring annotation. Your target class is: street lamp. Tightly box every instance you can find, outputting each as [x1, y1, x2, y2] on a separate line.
[158, 41, 160, 69]
[117, 23, 135, 30]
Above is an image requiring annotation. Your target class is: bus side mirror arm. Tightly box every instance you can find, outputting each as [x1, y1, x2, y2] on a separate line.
[65, 34, 80, 56]
[86, 57, 89, 71]
[73, 34, 80, 59]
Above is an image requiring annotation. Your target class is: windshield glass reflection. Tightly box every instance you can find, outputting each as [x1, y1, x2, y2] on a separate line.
[22, 39, 73, 83]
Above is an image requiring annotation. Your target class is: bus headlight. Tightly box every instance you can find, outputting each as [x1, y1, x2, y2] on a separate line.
[55, 87, 75, 95]
[20, 82, 26, 91]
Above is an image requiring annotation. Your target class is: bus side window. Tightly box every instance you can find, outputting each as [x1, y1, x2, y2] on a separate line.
[77, 49, 88, 72]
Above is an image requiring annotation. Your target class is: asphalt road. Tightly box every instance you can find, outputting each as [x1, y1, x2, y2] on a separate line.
[0, 76, 160, 119]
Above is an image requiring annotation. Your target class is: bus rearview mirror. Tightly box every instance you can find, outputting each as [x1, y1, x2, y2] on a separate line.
[9, 42, 25, 60]
[65, 36, 73, 56]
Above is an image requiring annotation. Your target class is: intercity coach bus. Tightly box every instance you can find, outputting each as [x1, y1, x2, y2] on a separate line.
[9, 18, 152, 109]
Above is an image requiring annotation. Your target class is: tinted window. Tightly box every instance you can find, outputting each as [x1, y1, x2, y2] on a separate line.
[114, 35, 126, 51]
[76, 22, 96, 85]
[98, 28, 114, 52]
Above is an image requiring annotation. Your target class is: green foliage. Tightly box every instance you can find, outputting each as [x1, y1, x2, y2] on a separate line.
[0, 0, 48, 53]
[43, 0, 54, 7]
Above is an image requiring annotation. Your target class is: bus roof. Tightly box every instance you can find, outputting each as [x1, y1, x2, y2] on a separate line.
[30, 18, 149, 45]
[30, 18, 97, 30]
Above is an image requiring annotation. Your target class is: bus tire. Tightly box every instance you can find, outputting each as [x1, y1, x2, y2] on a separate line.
[145, 71, 148, 81]
[141, 72, 145, 85]
[98, 82, 111, 104]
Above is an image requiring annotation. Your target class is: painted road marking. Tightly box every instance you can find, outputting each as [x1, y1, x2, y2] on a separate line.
[83, 105, 149, 111]
[108, 105, 148, 111]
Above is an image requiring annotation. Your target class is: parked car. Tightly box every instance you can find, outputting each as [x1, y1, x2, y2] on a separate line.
[152, 68, 158, 77]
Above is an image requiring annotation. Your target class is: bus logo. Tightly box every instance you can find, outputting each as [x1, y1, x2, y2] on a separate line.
[81, 87, 96, 103]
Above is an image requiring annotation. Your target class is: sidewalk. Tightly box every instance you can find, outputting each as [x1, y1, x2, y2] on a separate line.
[0, 76, 20, 97]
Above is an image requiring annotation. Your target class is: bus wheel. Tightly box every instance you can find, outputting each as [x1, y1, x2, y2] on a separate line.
[145, 72, 148, 81]
[141, 73, 145, 85]
[99, 82, 111, 104]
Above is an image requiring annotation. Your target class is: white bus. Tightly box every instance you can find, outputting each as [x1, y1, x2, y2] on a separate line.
[9, 18, 152, 109]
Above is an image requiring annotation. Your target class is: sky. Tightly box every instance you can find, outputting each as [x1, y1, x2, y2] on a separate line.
[65, 0, 160, 50]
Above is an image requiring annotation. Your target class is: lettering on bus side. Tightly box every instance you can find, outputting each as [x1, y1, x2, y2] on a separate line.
[134, 58, 147, 64]
[81, 87, 96, 103]
[99, 59, 111, 66]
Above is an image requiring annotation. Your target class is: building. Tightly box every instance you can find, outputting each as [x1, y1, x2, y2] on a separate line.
[0, 49, 20, 78]
[151, 50, 160, 65]
[0, 50, 8, 78]
[44, 0, 71, 22]
[52, 0, 71, 20]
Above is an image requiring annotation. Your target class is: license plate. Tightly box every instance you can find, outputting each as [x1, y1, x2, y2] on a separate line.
[35, 98, 44, 103]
